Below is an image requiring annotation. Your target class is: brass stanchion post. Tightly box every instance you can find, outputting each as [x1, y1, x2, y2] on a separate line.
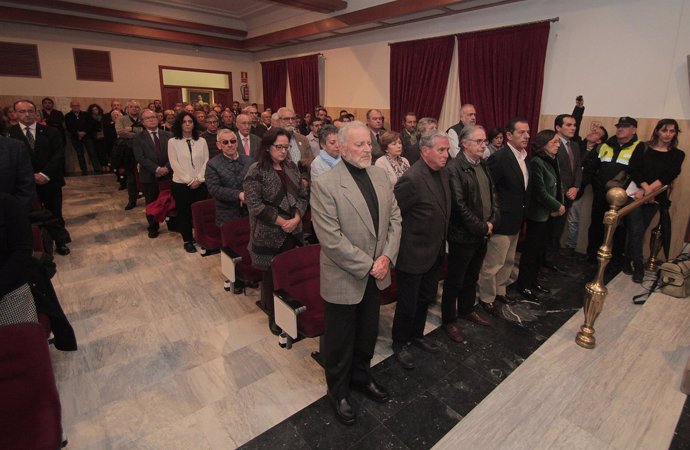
[646, 222, 663, 272]
[576, 187, 627, 349]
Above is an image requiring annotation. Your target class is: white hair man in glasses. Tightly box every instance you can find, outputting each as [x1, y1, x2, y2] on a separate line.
[205, 129, 252, 227]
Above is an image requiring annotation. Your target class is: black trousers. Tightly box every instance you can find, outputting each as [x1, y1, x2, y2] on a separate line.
[170, 182, 208, 243]
[125, 169, 138, 204]
[36, 181, 71, 246]
[71, 136, 99, 173]
[141, 182, 160, 232]
[392, 251, 442, 344]
[324, 277, 380, 400]
[587, 190, 626, 260]
[518, 219, 552, 289]
[441, 240, 487, 323]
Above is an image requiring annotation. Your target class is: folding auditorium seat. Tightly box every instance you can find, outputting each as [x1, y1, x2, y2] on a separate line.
[272, 244, 324, 349]
[0, 323, 64, 450]
[191, 199, 222, 256]
[220, 217, 262, 295]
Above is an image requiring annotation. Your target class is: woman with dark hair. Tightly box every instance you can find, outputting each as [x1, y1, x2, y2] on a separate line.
[87, 103, 108, 172]
[168, 111, 209, 253]
[485, 128, 504, 159]
[375, 130, 410, 187]
[516, 130, 565, 301]
[625, 118, 685, 282]
[243, 128, 308, 334]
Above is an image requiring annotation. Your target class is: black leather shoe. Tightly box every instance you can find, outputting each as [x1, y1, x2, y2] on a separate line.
[632, 263, 644, 283]
[480, 301, 500, 317]
[55, 244, 70, 256]
[124, 202, 136, 210]
[495, 294, 517, 305]
[411, 337, 439, 353]
[460, 311, 492, 326]
[328, 393, 356, 425]
[518, 287, 540, 302]
[183, 242, 197, 253]
[353, 379, 390, 403]
[543, 262, 565, 273]
[622, 258, 633, 275]
[268, 318, 282, 336]
[393, 343, 415, 369]
[533, 283, 551, 294]
[148, 229, 159, 239]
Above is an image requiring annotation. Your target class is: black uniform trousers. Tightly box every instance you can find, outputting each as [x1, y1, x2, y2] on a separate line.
[392, 249, 443, 344]
[518, 219, 553, 290]
[323, 276, 379, 400]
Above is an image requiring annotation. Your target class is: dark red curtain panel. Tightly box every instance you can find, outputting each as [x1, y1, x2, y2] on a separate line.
[288, 54, 320, 117]
[390, 35, 454, 132]
[457, 21, 550, 144]
[261, 59, 288, 112]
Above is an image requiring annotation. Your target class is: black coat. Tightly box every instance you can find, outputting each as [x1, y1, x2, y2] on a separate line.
[394, 159, 450, 274]
[446, 152, 499, 244]
[8, 124, 65, 186]
[133, 129, 172, 184]
[0, 136, 35, 211]
[486, 146, 527, 235]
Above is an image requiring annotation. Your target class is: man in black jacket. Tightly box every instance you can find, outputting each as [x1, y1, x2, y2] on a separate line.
[443, 125, 499, 337]
[391, 129, 450, 369]
[65, 100, 100, 175]
[9, 100, 71, 255]
[478, 118, 530, 306]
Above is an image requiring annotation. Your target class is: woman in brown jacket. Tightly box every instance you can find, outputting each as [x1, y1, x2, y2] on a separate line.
[243, 128, 309, 334]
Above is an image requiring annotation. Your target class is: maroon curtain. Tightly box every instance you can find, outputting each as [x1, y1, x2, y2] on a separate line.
[261, 59, 287, 112]
[390, 36, 454, 132]
[288, 55, 320, 117]
[457, 22, 550, 146]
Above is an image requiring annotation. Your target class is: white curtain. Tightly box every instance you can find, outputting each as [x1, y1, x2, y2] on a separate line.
[438, 38, 461, 131]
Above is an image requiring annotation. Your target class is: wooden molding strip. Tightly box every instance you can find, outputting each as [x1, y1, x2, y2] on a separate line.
[2, 0, 247, 37]
[268, 0, 347, 14]
[2, 7, 244, 50]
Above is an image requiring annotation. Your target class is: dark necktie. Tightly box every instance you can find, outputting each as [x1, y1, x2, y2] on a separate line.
[25, 128, 35, 150]
[151, 131, 162, 163]
[565, 140, 575, 172]
[186, 139, 195, 168]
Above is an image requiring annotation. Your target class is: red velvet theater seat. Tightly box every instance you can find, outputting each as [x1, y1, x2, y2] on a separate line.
[272, 244, 324, 348]
[220, 217, 262, 294]
[191, 199, 222, 255]
[0, 323, 63, 450]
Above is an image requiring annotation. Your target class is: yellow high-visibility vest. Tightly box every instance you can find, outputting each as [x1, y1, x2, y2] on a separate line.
[598, 140, 640, 165]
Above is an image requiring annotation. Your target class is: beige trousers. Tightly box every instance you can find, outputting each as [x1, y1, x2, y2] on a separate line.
[478, 233, 519, 303]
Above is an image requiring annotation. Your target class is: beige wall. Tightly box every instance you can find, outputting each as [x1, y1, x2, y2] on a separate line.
[0, 23, 256, 104]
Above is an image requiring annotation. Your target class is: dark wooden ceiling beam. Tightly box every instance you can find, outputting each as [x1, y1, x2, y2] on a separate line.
[1, 7, 244, 50]
[268, 0, 347, 14]
[2, 0, 247, 37]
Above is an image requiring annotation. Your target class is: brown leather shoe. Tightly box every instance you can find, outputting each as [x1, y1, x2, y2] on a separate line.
[444, 323, 464, 342]
[460, 311, 492, 327]
[479, 300, 500, 317]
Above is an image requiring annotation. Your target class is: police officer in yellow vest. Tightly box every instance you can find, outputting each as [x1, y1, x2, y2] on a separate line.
[586, 116, 645, 263]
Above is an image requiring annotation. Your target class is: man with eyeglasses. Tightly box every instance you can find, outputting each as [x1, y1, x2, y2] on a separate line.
[478, 118, 530, 309]
[245, 105, 262, 138]
[205, 129, 251, 227]
[276, 107, 313, 183]
[234, 113, 260, 161]
[133, 109, 172, 238]
[442, 125, 498, 340]
[9, 99, 71, 255]
[201, 114, 221, 159]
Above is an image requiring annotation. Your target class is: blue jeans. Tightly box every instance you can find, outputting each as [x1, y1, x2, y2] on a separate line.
[566, 196, 583, 249]
[625, 201, 659, 266]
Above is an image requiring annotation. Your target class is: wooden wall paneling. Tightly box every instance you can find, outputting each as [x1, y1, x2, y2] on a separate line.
[0, 42, 41, 77]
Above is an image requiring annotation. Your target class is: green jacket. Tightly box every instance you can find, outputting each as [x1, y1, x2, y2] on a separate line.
[526, 153, 564, 222]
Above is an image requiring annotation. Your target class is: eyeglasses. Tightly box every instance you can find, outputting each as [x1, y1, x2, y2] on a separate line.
[272, 144, 290, 150]
[464, 139, 489, 146]
[220, 139, 237, 145]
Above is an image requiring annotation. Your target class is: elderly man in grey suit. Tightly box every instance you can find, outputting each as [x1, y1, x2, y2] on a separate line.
[133, 108, 172, 238]
[235, 113, 260, 161]
[310, 121, 402, 426]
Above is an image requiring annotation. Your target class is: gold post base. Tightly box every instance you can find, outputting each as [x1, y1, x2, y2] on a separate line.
[576, 326, 596, 349]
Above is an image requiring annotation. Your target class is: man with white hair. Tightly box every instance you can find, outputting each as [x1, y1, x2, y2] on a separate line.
[310, 121, 402, 425]
[276, 107, 313, 182]
[447, 104, 477, 158]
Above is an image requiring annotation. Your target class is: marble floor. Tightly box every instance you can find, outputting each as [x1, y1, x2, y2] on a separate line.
[50, 175, 683, 450]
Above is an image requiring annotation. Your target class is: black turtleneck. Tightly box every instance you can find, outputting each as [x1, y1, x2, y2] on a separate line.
[344, 160, 379, 236]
